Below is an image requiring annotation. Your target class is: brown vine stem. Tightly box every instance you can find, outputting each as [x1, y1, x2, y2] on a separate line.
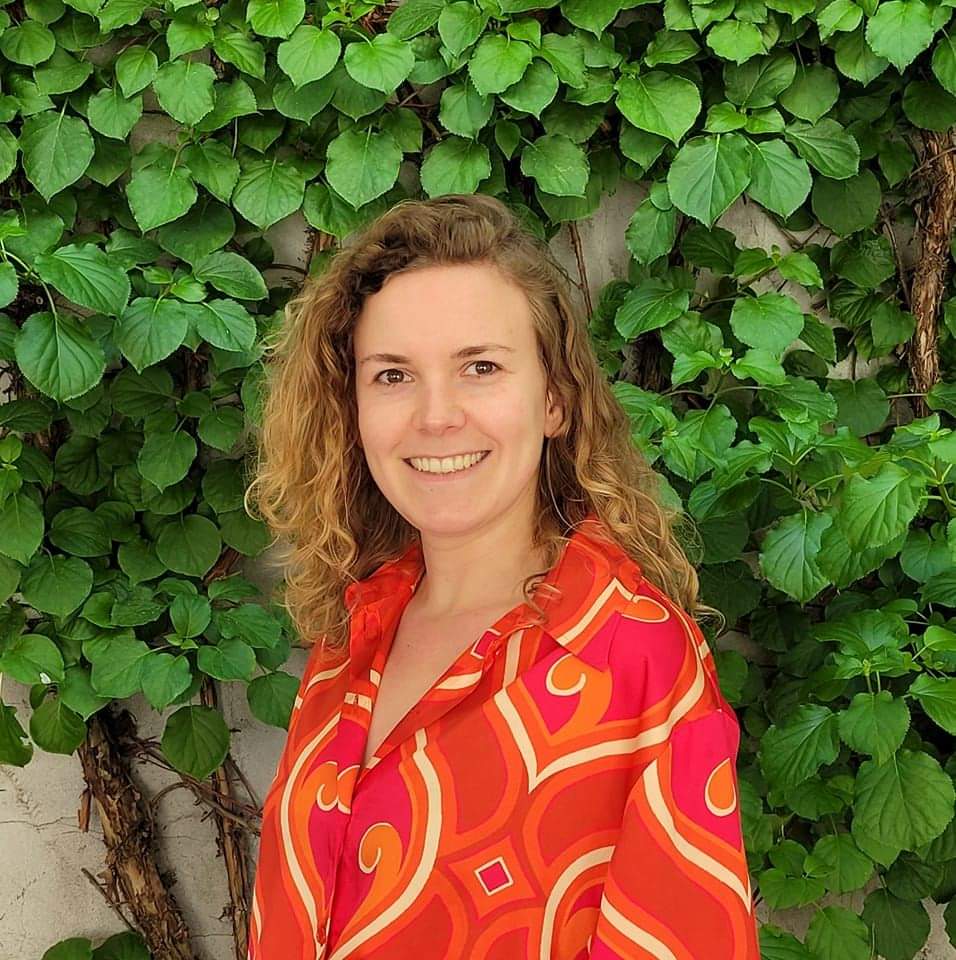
[566, 221, 593, 317]
[908, 129, 956, 417]
[76, 712, 199, 960]
[81, 866, 138, 934]
[200, 678, 252, 960]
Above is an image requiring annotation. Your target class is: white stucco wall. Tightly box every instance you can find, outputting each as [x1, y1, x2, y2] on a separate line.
[2, 184, 953, 960]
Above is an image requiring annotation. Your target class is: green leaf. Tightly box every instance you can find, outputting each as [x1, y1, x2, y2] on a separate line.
[861, 890, 931, 960]
[213, 31, 266, 80]
[246, 0, 304, 38]
[759, 510, 833, 602]
[805, 835, 874, 894]
[326, 126, 403, 207]
[785, 119, 859, 179]
[114, 298, 191, 373]
[115, 45, 158, 97]
[805, 905, 871, 960]
[182, 141, 239, 204]
[277, 25, 340, 86]
[644, 29, 701, 67]
[87, 85, 142, 139]
[0, 492, 44, 564]
[193, 251, 267, 300]
[828, 377, 890, 435]
[614, 70, 701, 144]
[166, 594, 210, 639]
[440, 79, 494, 137]
[126, 160, 197, 232]
[152, 60, 216, 125]
[40, 938, 94, 960]
[198, 405, 243, 451]
[818, 0, 863, 39]
[615, 282, 690, 338]
[838, 463, 923, 549]
[30, 696, 86, 754]
[834, 25, 889, 85]
[777, 251, 823, 288]
[247, 671, 298, 728]
[0, 20, 56, 65]
[865, 0, 937, 71]
[35, 243, 130, 315]
[0, 633, 65, 684]
[20, 554, 92, 616]
[852, 750, 955, 851]
[520, 133, 589, 196]
[706, 20, 766, 63]
[141, 653, 192, 711]
[779, 64, 840, 122]
[830, 233, 896, 288]
[624, 196, 678, 264]
[343, 32, 415, 92]
[902, 79, 956, 132]
[387, 0, 444, 40]
[58, 665, 110, 720]
[34, 49, 94, 94]
[730, 293, 805, 354]
[0, 703, 33, 766]
[437, 1, 486, 55]
[420, 136, 491, 196]
[667, 133, 753, 227]
[468, 34, 534, 95]
[155, 514, 222, 576]
[811, 170, 881, 236]
[932, 34, 956, 97]
[20, 110, 94, 200]
[97, 0, 148, 30]
[660, 405, 737, 481]
[138, 429, 197, 492]
[0, 261, 19, 310]
[231, 157, 305, 229]
[197, 637, 257, 681]
[724, 51, 795, 108]
[14, 311, 106, 402]
[156, 199, 234, 264]
[161, 704, 229, 779]
[838, 691, 911, 764]
[908, 676, 956, 735]
[759, 703, 841, 789]
[87, 637, 151, 697]
[196, 300, 257, 352]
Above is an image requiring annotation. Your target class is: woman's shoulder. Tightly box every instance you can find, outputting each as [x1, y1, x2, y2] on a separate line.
[608, 574, 730, 716]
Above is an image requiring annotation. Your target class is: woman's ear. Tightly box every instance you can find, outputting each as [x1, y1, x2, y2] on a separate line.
[545, 389, 565, 439]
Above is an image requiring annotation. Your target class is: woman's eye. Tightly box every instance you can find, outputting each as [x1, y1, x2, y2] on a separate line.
[375, 369, 406, 385]
[469, 360, 500, 376]
[373, 361, 499, 386]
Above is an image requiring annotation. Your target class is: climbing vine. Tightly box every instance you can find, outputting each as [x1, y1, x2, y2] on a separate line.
[1, 0, 955, 957]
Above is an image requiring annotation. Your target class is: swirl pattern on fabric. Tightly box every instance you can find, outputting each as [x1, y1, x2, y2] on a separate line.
[248, 513, 761, 959]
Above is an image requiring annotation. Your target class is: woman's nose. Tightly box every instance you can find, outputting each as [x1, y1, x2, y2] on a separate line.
[412, 380, 467, 432]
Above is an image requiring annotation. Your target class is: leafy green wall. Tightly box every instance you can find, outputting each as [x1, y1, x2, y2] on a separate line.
[1, 0, 956, 957]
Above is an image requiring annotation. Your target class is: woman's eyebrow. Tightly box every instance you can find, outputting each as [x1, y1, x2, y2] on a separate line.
[358, 343, 517, 366]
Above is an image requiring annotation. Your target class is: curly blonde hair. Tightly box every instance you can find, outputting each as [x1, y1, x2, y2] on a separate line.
[244, 194, 720, 654]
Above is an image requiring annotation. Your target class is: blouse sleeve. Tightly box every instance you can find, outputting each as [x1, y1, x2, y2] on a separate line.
[584, 599, 761, 958]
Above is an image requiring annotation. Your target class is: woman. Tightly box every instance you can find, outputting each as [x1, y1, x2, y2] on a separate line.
[245, 194, 761, 959]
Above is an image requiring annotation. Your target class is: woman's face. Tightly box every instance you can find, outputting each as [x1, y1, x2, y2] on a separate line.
[352, 261, 564, 539]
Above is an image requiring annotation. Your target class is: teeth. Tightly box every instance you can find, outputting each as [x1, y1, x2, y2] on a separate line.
[409, 451, 488, 474]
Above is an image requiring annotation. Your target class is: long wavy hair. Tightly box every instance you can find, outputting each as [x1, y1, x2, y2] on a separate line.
[245, 193, 721, 654]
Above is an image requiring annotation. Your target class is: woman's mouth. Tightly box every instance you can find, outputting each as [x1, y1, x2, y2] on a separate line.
[403, 450, 491, 480]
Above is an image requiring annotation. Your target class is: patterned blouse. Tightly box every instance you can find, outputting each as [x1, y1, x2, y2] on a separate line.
[248, 513, 761, 959]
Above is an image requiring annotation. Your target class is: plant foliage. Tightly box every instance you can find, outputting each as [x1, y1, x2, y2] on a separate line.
[1, 0, 955, 956]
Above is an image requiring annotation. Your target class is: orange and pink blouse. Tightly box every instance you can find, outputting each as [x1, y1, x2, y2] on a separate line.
[248, 514, 761, 959]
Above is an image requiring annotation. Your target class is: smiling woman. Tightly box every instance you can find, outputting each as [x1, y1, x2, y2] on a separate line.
[243, 194, 760, 959]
